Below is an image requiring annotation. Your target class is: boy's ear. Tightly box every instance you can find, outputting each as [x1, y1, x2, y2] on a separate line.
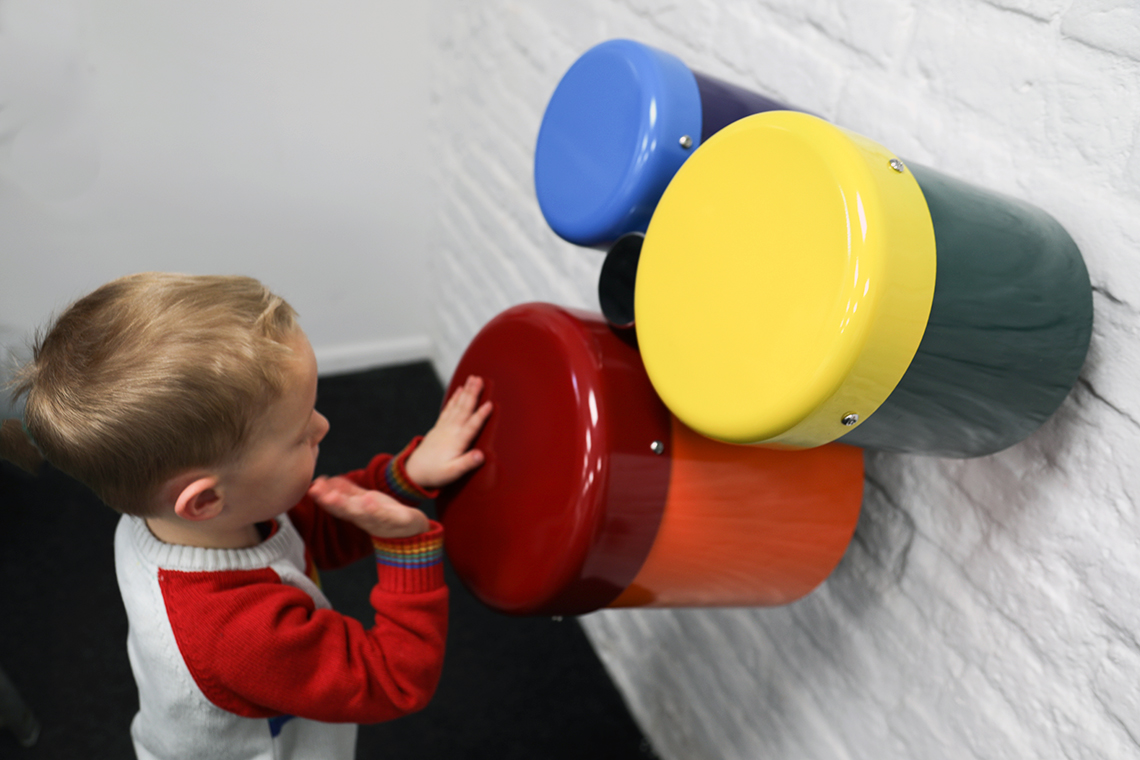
[171, 475, 224, 521]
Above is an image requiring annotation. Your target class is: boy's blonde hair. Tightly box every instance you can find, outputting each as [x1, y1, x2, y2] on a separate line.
[13, 273, 301, 516]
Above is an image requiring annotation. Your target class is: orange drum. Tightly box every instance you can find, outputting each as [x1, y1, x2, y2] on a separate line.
[611, 419, 863, 608]
[437, 303, 864, 614]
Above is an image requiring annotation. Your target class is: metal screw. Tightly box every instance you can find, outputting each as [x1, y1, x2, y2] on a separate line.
[650, 440, 665, 455]
[841, 413, 859, 426]
[889, 158, 905, 173]
[679, 135, 693, 149]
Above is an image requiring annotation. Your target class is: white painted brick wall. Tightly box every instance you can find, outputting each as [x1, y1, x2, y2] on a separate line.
[426, 1, 1140, 757]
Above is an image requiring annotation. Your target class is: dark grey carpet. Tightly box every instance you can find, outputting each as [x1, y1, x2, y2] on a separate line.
[0, 362, 655, 759]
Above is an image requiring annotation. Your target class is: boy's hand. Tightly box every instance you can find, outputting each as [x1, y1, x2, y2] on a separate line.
[405, 375, 492, 490]
[309, 476, 430, 538]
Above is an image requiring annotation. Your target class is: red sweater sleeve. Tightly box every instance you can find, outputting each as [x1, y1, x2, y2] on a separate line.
[158, 523, 448, 724]
[288, 438, 440, 570]
[343, 436, 440, 504]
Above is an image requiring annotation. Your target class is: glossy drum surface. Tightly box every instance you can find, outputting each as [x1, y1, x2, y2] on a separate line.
[633, 109, 1091, 457]
[635, 111, 937, 448]
[839, 164, 1093, 456]
[535, 39, 701, 248]
[534, 39, 790, 248]
[611, 419, 864, 608]
[436, 303, 673, 616]
[438, 303, 866, 614]
[692, 70, 788, 144]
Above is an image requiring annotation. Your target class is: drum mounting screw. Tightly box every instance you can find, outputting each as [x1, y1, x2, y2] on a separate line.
[679, 135, 693, 149]
[650, 440, 665, 455]
[841, 413, 859, 426]
[889, 158, 905, 173]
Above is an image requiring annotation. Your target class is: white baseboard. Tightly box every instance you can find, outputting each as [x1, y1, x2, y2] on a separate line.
[313, 335, 435, 377]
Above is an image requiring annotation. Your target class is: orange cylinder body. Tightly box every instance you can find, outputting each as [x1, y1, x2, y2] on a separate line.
[611, 419, 864, 608]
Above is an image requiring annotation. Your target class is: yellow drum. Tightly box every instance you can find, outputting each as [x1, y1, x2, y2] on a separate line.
[635, 111, 937, 448]
[636, 110, 1092, 456]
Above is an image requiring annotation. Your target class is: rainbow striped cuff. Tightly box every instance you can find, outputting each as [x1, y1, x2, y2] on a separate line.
[384, 438, 439, 504]
[372, 522, 445, 593]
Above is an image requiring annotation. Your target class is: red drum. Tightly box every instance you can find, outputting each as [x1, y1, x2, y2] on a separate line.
[437, 303, 863, 615]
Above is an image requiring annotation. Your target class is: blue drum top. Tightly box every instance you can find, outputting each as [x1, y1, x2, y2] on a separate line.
[534, 39, 702, 248]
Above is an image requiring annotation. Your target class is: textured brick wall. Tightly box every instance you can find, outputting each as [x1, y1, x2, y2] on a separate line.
[426, 1, 1140, 757]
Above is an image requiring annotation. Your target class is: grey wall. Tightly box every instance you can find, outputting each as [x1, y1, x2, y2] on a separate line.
[1, 0, 436, 420]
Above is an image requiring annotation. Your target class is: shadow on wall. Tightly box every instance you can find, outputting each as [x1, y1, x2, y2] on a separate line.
[833, 461, 918, 612]
[1075, 291, 1140, 432]
[829, 353, 1095, 624]
[821, 243, 1118, 627]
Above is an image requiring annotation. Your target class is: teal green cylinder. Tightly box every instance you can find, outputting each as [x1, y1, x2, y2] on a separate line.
[840, 164, 1093, 457]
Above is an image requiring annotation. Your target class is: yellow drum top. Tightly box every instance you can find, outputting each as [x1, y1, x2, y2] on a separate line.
[634, 112, 936, 446]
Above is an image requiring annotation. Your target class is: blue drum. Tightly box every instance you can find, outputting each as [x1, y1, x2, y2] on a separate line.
[534, 39, 792, 248]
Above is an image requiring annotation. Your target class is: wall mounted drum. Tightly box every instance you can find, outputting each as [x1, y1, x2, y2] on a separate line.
[634, 110, 1093, 457]
[436, 303, 864, 615]
[534, 39, 792, 248]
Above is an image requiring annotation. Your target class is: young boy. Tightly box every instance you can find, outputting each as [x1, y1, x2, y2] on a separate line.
[10, 272, 491, 760]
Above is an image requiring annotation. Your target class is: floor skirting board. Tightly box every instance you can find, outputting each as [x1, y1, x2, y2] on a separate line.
[314, 335, 434, 377]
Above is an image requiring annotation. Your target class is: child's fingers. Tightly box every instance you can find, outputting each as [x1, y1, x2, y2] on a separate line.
[470, 399, 493, 426]
[310, 475, 351, 496]
[457, 374, 483, 399]
[308, 476, 332, 500]
[311, 471, 432, 537]
[308, 475, 363, 507]
[447, 448, 486, 480]
[442, 375, 484, 419]
[349, 492, 430, 537]
[444, 376, 475, 407]
[458, 400, 493, 443]
[403, 375, 492, 490]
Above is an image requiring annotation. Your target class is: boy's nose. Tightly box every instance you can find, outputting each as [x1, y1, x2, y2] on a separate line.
[313, 411, 330, 444]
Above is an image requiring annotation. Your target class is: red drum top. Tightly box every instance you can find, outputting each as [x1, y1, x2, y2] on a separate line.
[437, 303, 673, 615]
